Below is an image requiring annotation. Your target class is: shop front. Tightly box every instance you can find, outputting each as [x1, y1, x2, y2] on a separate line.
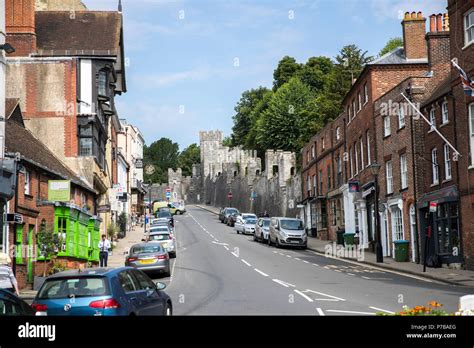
[418, 186, 463, 266]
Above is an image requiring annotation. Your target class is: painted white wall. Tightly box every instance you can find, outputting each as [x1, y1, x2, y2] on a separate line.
[79, 59, 92, 115]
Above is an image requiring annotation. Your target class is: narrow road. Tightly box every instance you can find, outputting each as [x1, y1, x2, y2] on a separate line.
[157, 206, 470, 315]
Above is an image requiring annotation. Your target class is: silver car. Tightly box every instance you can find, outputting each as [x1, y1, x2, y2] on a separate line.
[125, 242, 171, 276]
[254, 217, 271, 242]
[268, 217, 307, 249]
[234, 213, 258, 235]
[148, 230, 176, 258]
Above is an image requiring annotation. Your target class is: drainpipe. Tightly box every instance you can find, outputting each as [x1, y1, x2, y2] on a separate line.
[410, 105, 421, 264]
[11, 164, 20, 276]
[451, 94, 463, 263]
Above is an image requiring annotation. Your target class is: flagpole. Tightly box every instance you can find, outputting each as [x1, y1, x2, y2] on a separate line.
[400, 93, 461, 157]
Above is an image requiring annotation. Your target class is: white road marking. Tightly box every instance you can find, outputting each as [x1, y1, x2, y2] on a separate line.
[347, 273, 355, 276]
[312, 298, 340, 301]
[241, 259, 251, 267]
[312, 263, 319, 266]
[224, 246, 229, 251]
[316, 308, 325, 316]
[254, 269, 269, 277]
[231, 252, 239, 258]
[294, 258, 301, 261]
[212, 241, 229, 246]
[303, 260, 309, 264]
[334, 270, 342, 272]
[294, 290, 314, 303]
[286, 255, 292, 258]
[325, 309, 376, 315]
[370, 306, 395, 314]
[272, 279, 296, 288]
[272, 251, 278, 254]
[303, 289, 345, 302]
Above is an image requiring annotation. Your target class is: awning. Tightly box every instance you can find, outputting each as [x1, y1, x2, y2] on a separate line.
[417, 185, 459, 208]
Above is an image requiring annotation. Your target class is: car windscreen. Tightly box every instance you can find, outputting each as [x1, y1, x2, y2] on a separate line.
[157, 211, 171, 218]
[150, 227, 168, 233]
[245, 218, 257, 224]
[280, 219, 304, 230]
[263, 220, 271, 227]
[149, 233, 170, 241]
[37, 277, 109, 299]
[131, 244, 162, 254]
[227, 209, 238, 214]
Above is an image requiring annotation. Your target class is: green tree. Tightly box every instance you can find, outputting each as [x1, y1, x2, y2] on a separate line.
[231, 87, 271, 147]
[177, 143, 200, 177]
[379, 37, 403, 57]
[256, 77, 323, 153]
[273, 56, 302, 91]
[144, 137, 179, 183]
[297, 56, 334, 92]
[222, 136, 233, 147]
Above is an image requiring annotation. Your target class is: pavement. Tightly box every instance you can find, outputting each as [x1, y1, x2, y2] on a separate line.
[196, 204, 474, 288]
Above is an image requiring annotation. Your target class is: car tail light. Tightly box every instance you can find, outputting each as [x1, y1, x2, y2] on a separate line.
[89, 298, 121, 309]
[127, 257, 137, 262]
[156, 254, 168, 260]
[32, 303, 47, 312]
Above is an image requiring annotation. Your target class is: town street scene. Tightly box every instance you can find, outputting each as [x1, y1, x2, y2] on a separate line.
[0, 0, 474, 329]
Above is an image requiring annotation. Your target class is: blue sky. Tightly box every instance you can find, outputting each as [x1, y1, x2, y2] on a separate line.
[83, 0, 446, 150]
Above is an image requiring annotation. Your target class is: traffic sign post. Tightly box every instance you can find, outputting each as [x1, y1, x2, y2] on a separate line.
[227, 192, 233, 207]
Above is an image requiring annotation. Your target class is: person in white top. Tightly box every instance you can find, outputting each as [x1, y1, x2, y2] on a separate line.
[98, 235, 111, 267]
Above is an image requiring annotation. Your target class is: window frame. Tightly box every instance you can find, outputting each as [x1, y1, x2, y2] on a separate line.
[349, 147, 354, 178]
[398, 105, 405, 129]
[366, 131, 371, 166]
[391, 207, 404, 241]
[24, 169, 30, 196]
[429, 108, 436, 132]
[432, 148, 439, 185]
[386, 160, 393, 194]
[400, 154, 408, 189]
[358, 92, 362, 111]
[355, 142, 359, 174]
[469, 103, 474, 167]
[441, 101, 449, 124]
[336, 127, 340, 141]
[364, 83, 369, 104]
[444, 143, 452, 180]
[97, 70, 108, 97]
[383, 116, 391, 137]
[360, 138, 364, 169]
[465, 8, 474, 46]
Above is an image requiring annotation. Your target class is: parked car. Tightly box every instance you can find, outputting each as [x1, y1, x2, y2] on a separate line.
[155, 210, 174, 228]
[125, 242, 171, 276]
[268, 217, 307, 249]
[227, 211, 240, 227]
[172, 201, 186, 214]
[235, 213, 258, 234]
[31, 267, 172, 316]
[219, 208, 240, 225]
[148, 230, 176, 258]
[254, 217, 271, 242]
[0, 289, 35, 316]
[218, 207, 227, 223]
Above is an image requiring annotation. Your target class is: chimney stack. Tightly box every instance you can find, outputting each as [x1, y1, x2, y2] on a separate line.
[426, 13, 450, 84]
[402, 11, 427, 60]
[5, 0, 37, 57]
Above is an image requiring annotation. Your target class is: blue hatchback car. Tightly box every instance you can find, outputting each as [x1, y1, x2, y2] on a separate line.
[31, 267, 172, 316]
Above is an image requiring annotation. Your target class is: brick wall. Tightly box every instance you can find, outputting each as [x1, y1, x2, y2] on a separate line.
[402, 12, 428, 60]
[5, 0, 37, 57]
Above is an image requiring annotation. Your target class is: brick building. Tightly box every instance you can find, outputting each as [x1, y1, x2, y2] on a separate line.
[5, 0, 127, 235]
[5, 99, 101, 290]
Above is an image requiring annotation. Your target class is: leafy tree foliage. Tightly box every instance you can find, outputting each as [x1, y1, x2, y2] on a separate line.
[273, 56, 302, 91]
[144, 138, 179, 183]
[177, 143, 201, 177]
[379, 37, 403, 57]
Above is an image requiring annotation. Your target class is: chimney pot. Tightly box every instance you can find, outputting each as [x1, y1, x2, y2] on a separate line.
[436, 13, 443, 32]
[417, 11, 423, 19]
[404, 12, 410, 20]
[430, 14, 436, 32]
[443, 13, 450, 31]
[411, 11, 416, 19]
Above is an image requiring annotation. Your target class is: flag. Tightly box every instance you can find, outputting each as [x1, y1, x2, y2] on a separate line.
[452, 59, 474, 97]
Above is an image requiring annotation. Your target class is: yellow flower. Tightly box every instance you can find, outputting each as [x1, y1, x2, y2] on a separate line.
[428, 301, 442, 308]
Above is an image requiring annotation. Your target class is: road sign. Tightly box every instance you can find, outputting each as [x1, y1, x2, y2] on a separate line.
[166, 187, 171, 192]
[429, 201, 438, 213]
[166, 191, 171, 198]
[227, 192, 233, 199]
[6, 213, 23, 224]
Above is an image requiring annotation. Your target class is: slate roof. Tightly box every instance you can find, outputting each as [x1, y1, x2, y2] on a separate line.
[35, 11, 122, 55]
[5, 99, 95, 193]
[369, 47, 428, 65]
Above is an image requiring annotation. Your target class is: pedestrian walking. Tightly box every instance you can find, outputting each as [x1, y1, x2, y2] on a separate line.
[263, 210, 270, 218]
[98, 234, 111, 267]
[0, 253, 20, 296]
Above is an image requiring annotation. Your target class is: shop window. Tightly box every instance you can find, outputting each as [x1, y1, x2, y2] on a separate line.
[331, 201, 337, 226]
[354, 205, 359, 233]
[57, 216, 67, 253]
[320, 201, 327, 229]
[435, 203, 460, 254]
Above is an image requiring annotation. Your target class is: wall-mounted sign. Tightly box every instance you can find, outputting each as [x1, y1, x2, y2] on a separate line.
[48, 180, 71, 202]
[348, 181, 360, 193]
[97, 204, 111, 213]
[6, 213, 23, 224]
[429, 201, 438, 213]
[135, 159, 143, 169]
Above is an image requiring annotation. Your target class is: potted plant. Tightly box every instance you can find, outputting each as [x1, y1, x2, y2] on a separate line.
[34, 220, 60, 290]
[107, 223, 118, 249]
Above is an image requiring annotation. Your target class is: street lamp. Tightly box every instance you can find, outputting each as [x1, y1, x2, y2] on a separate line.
[369, 163, 383, 263]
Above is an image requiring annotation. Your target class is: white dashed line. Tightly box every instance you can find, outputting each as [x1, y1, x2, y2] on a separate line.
[241, 259, 251, 267]
[369, 306, 395, 314]
[316, 308, 325, 316]
[286, 255, 292, 258]
[312, 263, 319, 267]
[334, 270, 342, 272]
[294, 258, 301, 261]
[294, 290, 314, 303]
[303, 260, 309, 264]
[347, 273, 355, 276]
[326, 309, 376, 315]
[231, 252, 239, 258]
[272, 279, 296, 288]
[224, 246, 229, 251]
[254, 269, 269, 277]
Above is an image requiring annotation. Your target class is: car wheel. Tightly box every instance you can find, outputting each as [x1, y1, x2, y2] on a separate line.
[253, 233, 257, 241]
[165, 303, 172, 316]
[164, 266, 171, 277]
[176, 210, 181, 215]
[275, 238, 281, 248]
[268, 236, 272, 246]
